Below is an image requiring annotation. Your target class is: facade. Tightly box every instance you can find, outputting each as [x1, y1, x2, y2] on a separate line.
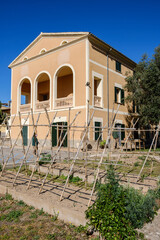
[9, 32, 136, 147]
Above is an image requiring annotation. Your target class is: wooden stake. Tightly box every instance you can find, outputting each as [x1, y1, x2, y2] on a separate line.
[13, 113, 41, 186]
[27, 112, 57, 190]
[88, 104, 120, 207]
[0, 112, 30, 176]
[39, 111, 81, 194]
[136, 121, 160, 182]
[60, 110, 95, 201]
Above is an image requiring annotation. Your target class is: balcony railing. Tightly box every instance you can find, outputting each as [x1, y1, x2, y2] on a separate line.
[20, 103, 31, 112]
[35, 100, 50, 111]
[94, 95, 102, 107]
[55, 96, 73, 108]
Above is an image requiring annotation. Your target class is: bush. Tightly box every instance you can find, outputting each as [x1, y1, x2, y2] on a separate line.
[86, 166, 136, 239]
[39, 154, 51, 165]
[99, 140, 106, 149]
[0, 163, 2, 172]
[124, 187, 157, 228]
[86, 165, 158, 239]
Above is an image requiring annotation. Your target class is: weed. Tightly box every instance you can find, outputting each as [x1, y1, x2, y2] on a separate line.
[29, 211, 38, 219]
[0, 210, 24, 222]
[46, 233, 56, 240]
[17, 200, 26, 206]
[5, 193, 13, 200]
[134, 161, 140, 167]
[29, 206, 35, 210]
[51, 210, 59, 221]
[38, 208, 44, 216]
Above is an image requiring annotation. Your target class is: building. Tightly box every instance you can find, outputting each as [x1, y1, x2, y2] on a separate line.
[9, 32, 136, 147]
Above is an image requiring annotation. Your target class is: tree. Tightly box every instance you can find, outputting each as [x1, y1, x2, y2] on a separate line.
[125, 45, 160, 126]
[0, 101, 6, 124]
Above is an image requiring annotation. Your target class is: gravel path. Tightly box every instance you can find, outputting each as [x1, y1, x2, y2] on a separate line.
[140, 210, 160, 240]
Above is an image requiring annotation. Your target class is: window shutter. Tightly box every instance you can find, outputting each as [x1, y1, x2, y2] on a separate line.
[115, 87, 117, 103]
[121, 124, 125, 140]
[121, 89, 125, 105]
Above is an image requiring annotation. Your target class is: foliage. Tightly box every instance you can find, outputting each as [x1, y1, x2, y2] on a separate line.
[39, 154, 51, 165]
[125, 45, 160, 126]
[99, 140, 106, 149]
[0, 101, 6, 125]
[0, 210, 24, 222]
[124, 187, 157, 228]
[86, 165, 158, 239]
[86, 166, 136, 239]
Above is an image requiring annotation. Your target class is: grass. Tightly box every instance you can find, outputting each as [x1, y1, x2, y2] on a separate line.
[0, 193, 97, 240]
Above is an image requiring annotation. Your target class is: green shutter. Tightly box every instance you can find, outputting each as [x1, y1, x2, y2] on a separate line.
[121, 124, 125, 140]
[52, 123, 57, 147]
[121, 89, 125, 105]
[62, 122, 67, 147]
[22, 126, 28, 146]
[115, 87, 117, 103]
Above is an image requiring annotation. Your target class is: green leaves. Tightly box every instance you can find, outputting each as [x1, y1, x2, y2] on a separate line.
[86, 165, 159, 239]
[125, 45, 160, 126]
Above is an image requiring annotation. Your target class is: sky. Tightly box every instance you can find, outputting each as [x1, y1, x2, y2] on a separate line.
[0, 0, 160, 103]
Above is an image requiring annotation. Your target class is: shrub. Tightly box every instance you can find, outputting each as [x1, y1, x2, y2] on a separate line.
[86, 166, 136, 239]
[0, 163, 2, 172]
[124, 187, 157, 228]
[99, 140, 106, 149]
[39, 154, 51, 165]
[86, 165, 158, 239]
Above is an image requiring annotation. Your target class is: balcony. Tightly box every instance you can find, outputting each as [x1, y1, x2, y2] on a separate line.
[20, 103, 31, 112]
[35, 100, 50, 111]
[94, 95, 102, 108]
[55, 96, 73, 109]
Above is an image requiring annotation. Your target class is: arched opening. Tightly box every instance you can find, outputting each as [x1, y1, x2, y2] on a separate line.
[35, 73, 50, 110]
[19, 79, 31, 112]
[55, 66, 73, 108]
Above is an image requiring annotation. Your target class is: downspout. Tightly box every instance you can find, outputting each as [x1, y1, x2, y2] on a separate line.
[107, 48, 112, 131]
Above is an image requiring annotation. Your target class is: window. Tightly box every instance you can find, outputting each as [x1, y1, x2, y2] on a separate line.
[114, 87, 124, 105]
[92, 72, 103, 108]
[133, 100, 139, 113]
[60, 40, 68, 46]
[116, 61, 121, 72]
[40, 49, 46, 54]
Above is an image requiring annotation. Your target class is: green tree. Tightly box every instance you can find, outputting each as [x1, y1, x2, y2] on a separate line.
[125, 45, 160, 126]
[0, 101, 6, 124]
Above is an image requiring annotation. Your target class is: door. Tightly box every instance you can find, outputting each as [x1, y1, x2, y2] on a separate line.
[22, 126, 28, 146]
[52, 122, 68, 147]
[95, 122, 102, 141]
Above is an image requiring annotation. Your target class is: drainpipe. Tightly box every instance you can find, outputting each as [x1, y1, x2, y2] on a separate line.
[107, 48, 112, 131]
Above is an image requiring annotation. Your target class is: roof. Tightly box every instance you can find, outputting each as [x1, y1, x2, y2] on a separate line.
[8, 32, 136, 69]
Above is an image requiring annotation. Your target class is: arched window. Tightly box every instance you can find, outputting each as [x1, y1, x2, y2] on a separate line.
[60, 40, 68, 46]
[19, 78, 31, 112]
[40, 48, 46, 54]
[55, 66, 73, 108]
[35, 72, 50, 110]
[23, 57, 28, 61]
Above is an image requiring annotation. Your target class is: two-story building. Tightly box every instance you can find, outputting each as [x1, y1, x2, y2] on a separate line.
[9, 32, 136, 147]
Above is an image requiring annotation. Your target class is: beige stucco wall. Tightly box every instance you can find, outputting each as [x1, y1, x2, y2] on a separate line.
[11, 39, 87, 115]
[10, 36, 135, 144]
[16, 36, 82, 63]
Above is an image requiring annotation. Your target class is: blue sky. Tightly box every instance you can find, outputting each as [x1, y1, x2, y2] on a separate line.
[0, 0, 160, 103]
